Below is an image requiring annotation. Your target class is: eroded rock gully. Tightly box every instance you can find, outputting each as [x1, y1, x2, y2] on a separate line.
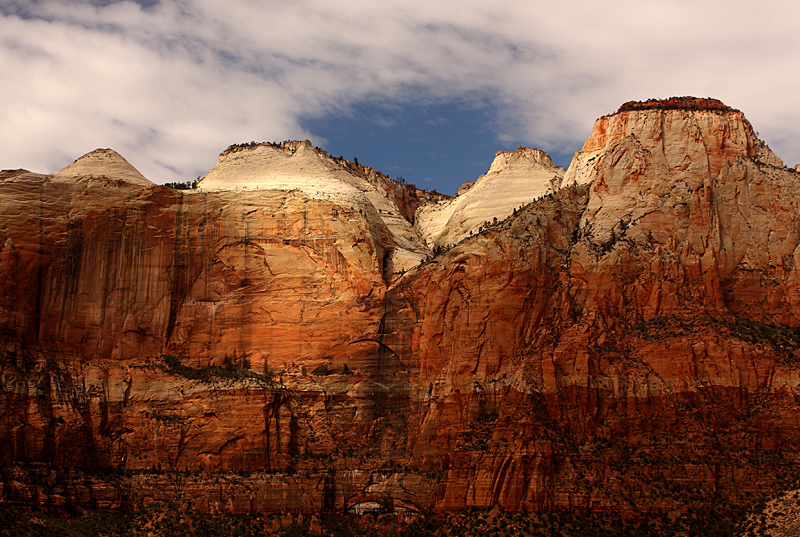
[3, 98, 800, 519]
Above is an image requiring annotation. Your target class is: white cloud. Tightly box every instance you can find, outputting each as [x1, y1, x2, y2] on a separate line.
[1, 0, 799, 183]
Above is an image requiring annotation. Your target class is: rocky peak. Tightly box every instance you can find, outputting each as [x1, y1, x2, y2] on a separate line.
[415, 146, 565, 249]
[52, 148, 153, 187]
[560, 98, 800, 325]
[564, 96, 783, 187]
[485, 146, 557, 176]
[221, 139, 313, 155]
[197, 140, 435, 278]
[199, 140, 333, 192]
[199, 140, 414, 200]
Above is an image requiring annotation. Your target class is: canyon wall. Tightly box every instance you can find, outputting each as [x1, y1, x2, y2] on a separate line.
[2, 98, 800, 517]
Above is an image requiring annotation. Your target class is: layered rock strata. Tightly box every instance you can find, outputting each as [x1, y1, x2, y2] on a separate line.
[3, 98, 800, 518]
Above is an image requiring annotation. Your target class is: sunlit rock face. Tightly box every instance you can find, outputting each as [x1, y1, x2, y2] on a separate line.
[565, 97, 783, 188]
[52, 148, 154, 187]
[197, 140, 438, 278]
[563, 97, 800, 323]
[3, 98, 800, 517]
[415, 146, 565, 250]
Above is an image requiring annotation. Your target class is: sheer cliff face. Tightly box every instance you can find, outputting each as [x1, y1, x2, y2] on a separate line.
[0, 172, 385, 369]
[3, 98, 800, 516]
[563, 100, 800, 324]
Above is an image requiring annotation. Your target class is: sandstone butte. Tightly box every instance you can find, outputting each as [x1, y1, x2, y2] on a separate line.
[2, 96, 800, 520]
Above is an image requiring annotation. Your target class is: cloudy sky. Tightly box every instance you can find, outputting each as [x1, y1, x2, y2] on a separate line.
[1, 0, 798, 194]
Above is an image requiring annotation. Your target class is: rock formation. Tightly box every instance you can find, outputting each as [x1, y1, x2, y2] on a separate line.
[53, 148, 154, 187]
[415, 146, 565, 249]
[2, 97, 800, 520]
[197, 140, 439, 278]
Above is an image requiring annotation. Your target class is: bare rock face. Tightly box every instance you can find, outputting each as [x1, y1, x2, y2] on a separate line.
[565, 97, 784, 188]
[415, 147, 564, 249]
[374, 99, 800, 514]
[3, 99, 800, 519]
[0, 163, 420, 371]
[0, 160, 434, 513]
[197, 141, 437, 278]
[565, 97, 800, 323]
[53, 148, 153, 187]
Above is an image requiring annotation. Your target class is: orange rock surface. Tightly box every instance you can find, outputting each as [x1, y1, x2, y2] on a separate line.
[2, 98, 800, 517]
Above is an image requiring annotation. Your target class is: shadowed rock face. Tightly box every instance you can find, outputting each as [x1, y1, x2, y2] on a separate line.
[3, 98, 800, 517]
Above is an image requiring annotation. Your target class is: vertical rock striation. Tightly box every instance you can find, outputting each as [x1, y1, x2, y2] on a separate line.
[3, 98, 800, 518]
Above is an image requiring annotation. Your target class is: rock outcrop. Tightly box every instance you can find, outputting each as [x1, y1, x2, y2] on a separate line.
[197, 140, 439, 278]
[415, 146, 565, 249]
[2, 98, 800, 519]
[53, 148, 154, 187]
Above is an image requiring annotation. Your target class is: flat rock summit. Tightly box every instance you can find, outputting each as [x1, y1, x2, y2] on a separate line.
[2, 97, 800, 527]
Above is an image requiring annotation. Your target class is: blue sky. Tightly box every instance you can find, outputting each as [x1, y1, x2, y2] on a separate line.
[300, 100, 574, 195]
[1, 0, 799, 195]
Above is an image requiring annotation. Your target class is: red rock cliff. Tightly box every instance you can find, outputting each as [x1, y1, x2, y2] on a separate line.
[2, 99, 800, 517]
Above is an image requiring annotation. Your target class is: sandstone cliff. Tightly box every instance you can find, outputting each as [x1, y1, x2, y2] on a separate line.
[379, 98, 800, 513]
[2, 98, 800, 520]
[197, 140, 440, 278]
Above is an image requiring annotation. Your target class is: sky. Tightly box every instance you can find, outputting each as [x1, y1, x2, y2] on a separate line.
[1, 0, 799, 195]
